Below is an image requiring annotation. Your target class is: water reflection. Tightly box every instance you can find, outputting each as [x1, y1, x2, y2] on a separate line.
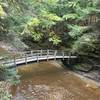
[11, 61, 100, 100]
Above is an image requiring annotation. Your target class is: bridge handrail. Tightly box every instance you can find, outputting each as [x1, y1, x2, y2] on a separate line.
[0, 50, 76, 66]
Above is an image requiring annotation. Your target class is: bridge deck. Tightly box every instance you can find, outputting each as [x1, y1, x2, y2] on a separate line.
[1, 50, 77, 67]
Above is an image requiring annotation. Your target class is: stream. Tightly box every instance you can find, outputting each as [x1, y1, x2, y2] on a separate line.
[0, 47, 100, 100]
[11, 61, 100, 100]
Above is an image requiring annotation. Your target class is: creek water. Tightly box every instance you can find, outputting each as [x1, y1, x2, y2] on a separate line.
[11, 61, 100, 100]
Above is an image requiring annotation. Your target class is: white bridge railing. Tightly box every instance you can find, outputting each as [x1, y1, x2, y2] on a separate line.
[1, 50, 77, 67]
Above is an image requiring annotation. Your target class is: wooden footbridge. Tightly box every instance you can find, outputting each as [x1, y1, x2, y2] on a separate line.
[1, 50, 77, 67]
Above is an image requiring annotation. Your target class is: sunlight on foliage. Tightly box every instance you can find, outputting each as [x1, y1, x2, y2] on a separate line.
[63, 14, 78, 20]
[0, 5, 6, 17]
[0, 0, 99, 52]
[32, 31, 43, 41]
[47, 0, 59, 4]
[40, 19, 56, 28]
[41, 11, 62, 21]
[49, 32, 61, 45]
[28, 18, 40, 27]
[67, 1, 78, 8]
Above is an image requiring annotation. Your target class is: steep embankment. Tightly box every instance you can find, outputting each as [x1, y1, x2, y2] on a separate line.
[0, 37, 28, 56]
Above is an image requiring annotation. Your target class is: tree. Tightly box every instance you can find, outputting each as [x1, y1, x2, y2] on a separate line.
[0, 0, 99, 57]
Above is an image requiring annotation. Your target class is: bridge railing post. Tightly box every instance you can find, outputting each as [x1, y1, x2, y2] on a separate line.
[37, 53, 39, 62]
[62, 51, 65, 60]
[25, 54, 27, 64]
[54, 50, 57, 60]
[40, 49, 43, 57]
[31, 51, 33, 56]
[13, 56, 16, 66]
[68, 52, 71, 64]
[47, 50, 49, 61]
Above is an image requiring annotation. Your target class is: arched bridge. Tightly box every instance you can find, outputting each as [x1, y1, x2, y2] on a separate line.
[2, 50, 77, 67]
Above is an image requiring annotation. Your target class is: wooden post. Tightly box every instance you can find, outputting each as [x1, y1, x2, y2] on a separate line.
[40, 49, 43, 56]
[13, 56, 16, 66]
[47, 50, 49, 61]
[54, 50, 57, 60]
[25, 54, 27, 64]
[62, 51, 64, 60]
[68, 52, 71, 64]
[31, 51, 33, 56]
[37, 53, 39, 62]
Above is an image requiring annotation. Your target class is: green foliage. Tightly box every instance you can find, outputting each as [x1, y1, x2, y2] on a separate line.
[0, 63, 20, 85]
[0, 63, 20, 100]
[63, 14, 78, 20]
[68, 25, 88, 39]
[6, 68, 20, 85]
[22, 9, 62, 44]
[41, 11, 62, 21]
[32, 31, 43, 41]
[0, 82, 12, 100]
[0, 5, 6, 17]
[49, 32, 61, 45]
[0, 0, 99, 57]
[72, 34, 98, 55]
[40, 19, 56, 28]
[27, 18, 40, 27]
[3, 1, 100, 99]
[0, 56, 21, 100]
